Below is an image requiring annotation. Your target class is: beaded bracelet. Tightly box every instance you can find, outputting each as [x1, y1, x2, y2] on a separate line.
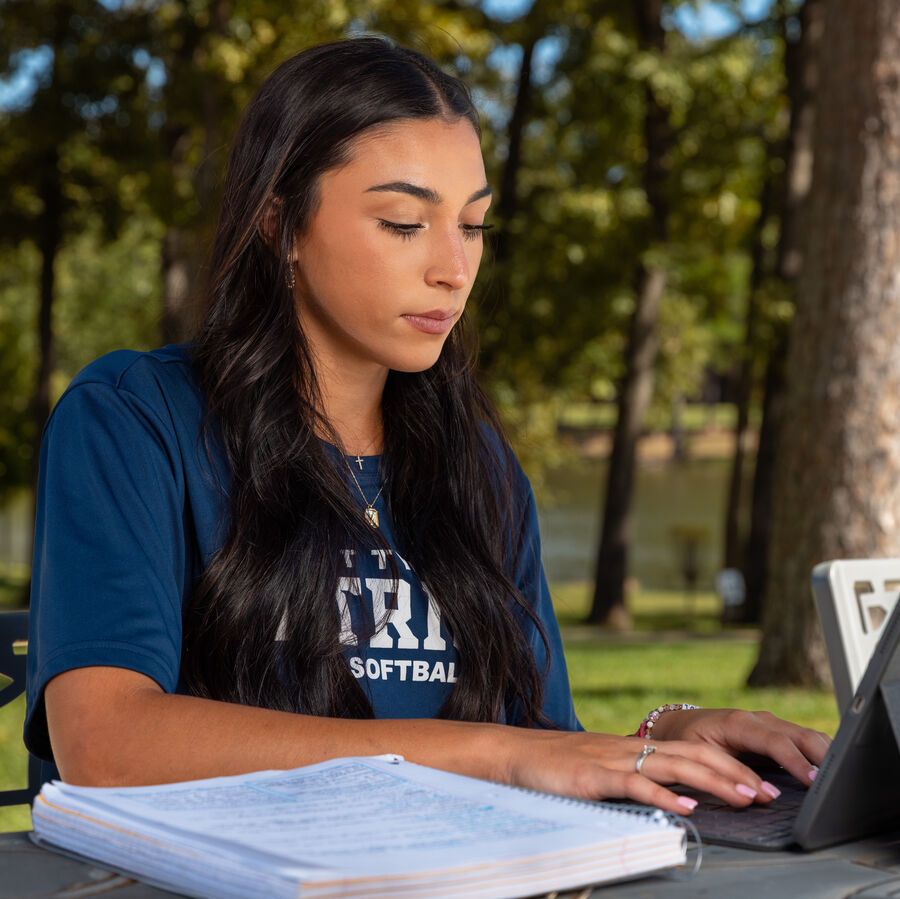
[636, 703, 702, 739]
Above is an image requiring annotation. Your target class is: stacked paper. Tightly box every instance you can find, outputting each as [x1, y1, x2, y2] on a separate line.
[32, 755, 687, 898]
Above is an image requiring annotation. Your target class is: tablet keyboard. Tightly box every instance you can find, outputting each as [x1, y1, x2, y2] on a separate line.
[685, 770, 808, 850]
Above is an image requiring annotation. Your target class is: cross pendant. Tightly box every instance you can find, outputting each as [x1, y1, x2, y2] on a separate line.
[355, 454, 364, 469]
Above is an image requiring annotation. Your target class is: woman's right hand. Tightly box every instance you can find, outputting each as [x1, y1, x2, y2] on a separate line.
[498, 727, 785, 814]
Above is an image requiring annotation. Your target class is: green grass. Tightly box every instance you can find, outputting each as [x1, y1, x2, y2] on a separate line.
[0, 567, 31, 831]
[552, 582, 839, 737]
[567, 640, 838, 736]
[0, 695, 31, 833]
[0, 583, 839, 833]
[552, 582, 740, 634]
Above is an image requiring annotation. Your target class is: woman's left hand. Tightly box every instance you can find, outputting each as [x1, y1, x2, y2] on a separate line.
[650, 708, 832, 786]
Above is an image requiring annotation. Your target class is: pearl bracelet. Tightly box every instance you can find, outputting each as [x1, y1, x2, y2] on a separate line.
[636, 703, 702, 739]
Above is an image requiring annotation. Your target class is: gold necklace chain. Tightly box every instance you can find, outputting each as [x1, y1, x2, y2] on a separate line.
[345, 460, 386, 528]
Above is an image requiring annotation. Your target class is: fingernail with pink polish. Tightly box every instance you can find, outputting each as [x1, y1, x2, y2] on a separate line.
[761, 781, 781, 799]
[808, 768, 818, 782]
[677, 796, 698, 811]
[736, 784, 757, 799]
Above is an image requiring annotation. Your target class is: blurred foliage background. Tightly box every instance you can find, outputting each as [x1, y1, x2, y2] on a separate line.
[4, 0, 900, 826]
[0, 0, 795, 530]
[3, 0, 899, 688]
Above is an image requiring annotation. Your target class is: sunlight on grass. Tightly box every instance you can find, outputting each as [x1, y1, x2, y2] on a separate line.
[551, 581, 738, 634]
[550, 582, 839, 737]
[565, 640, 839, 736]
[0, 695, 31, 833]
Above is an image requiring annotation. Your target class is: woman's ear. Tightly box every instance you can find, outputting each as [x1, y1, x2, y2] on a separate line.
[257, 197, 297, 291]
[256, 197, 283, 254]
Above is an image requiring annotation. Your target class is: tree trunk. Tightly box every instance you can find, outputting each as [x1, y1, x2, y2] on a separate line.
[741, 333, 787, 622]
[23, 13, 68, 605]
[589, 0, 670, 626]
[749, 0, 900, 686]
[161, 227, 203, 344]
[775, 0, 821, 286]
[722, 162, 775, 572]
[590, 264, 667, 625]
[494, 35, 536, 264]
[477, 34, 537, 376]
[31, 153, 62, 481]
[738, 0, 822, 625]
[670, 393, 686, 463]
[160, 0, 229, 344]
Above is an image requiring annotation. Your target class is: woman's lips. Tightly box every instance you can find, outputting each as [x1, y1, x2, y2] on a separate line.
[402, 310, 457, 334]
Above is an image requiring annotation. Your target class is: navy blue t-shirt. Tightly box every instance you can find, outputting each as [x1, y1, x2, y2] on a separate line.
[25, 344, 581, 763]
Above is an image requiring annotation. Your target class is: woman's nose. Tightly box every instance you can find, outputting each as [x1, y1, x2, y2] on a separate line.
[424, 228, 470, 291]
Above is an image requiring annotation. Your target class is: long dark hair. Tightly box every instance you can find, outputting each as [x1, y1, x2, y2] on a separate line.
[183, 36, 550, 725]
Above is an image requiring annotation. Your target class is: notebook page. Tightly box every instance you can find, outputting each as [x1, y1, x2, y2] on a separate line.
[41, 756, 684, 882]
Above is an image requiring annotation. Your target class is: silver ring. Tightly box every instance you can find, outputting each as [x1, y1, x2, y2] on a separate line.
[635, 744, 656, 774]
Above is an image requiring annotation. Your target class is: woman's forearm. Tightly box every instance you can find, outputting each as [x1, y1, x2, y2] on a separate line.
[45, 666, 509, 787]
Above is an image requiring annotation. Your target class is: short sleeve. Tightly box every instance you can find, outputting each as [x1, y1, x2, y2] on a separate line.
[25, 380, 188, 761]
[511, 472, 583, 732]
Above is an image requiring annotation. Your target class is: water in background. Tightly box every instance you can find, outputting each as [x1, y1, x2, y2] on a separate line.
[1, 458, 740, 592]
[538, 457, 739, 590]
[0, 490, 30, 574]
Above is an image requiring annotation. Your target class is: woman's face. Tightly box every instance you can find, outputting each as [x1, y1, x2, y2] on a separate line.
[292, 117, 491, 378]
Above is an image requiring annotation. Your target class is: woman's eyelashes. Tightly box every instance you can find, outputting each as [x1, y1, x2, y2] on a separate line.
[377, 220, 422, 241]
[377, 219, 494, 242]
[461, 223, 494, 241]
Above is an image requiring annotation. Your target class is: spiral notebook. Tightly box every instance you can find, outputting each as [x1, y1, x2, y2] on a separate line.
[31, 755, 688, 898]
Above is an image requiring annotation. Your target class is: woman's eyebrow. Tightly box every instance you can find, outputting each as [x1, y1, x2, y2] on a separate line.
[365, 181, 493, 206]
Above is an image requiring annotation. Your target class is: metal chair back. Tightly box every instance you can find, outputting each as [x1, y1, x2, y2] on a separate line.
[0, 610, 40, 806]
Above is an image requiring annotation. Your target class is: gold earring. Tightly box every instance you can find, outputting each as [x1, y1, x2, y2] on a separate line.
[286, 258, 295, 290]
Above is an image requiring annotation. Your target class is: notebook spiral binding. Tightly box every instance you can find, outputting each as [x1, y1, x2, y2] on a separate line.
[590, 802, 702, 881]
[497, 786, 704, 880]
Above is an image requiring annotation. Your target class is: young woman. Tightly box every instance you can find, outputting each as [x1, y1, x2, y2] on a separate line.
[25, 37, 829, 816]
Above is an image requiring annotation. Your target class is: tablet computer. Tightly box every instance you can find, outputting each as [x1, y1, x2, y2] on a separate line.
[686, 565, 900, 850]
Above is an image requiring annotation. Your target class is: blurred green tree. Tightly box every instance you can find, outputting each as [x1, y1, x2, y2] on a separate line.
[140, 0, 347, 342]
[0, 0, 152, 511]
[0, 0, 812, 633]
